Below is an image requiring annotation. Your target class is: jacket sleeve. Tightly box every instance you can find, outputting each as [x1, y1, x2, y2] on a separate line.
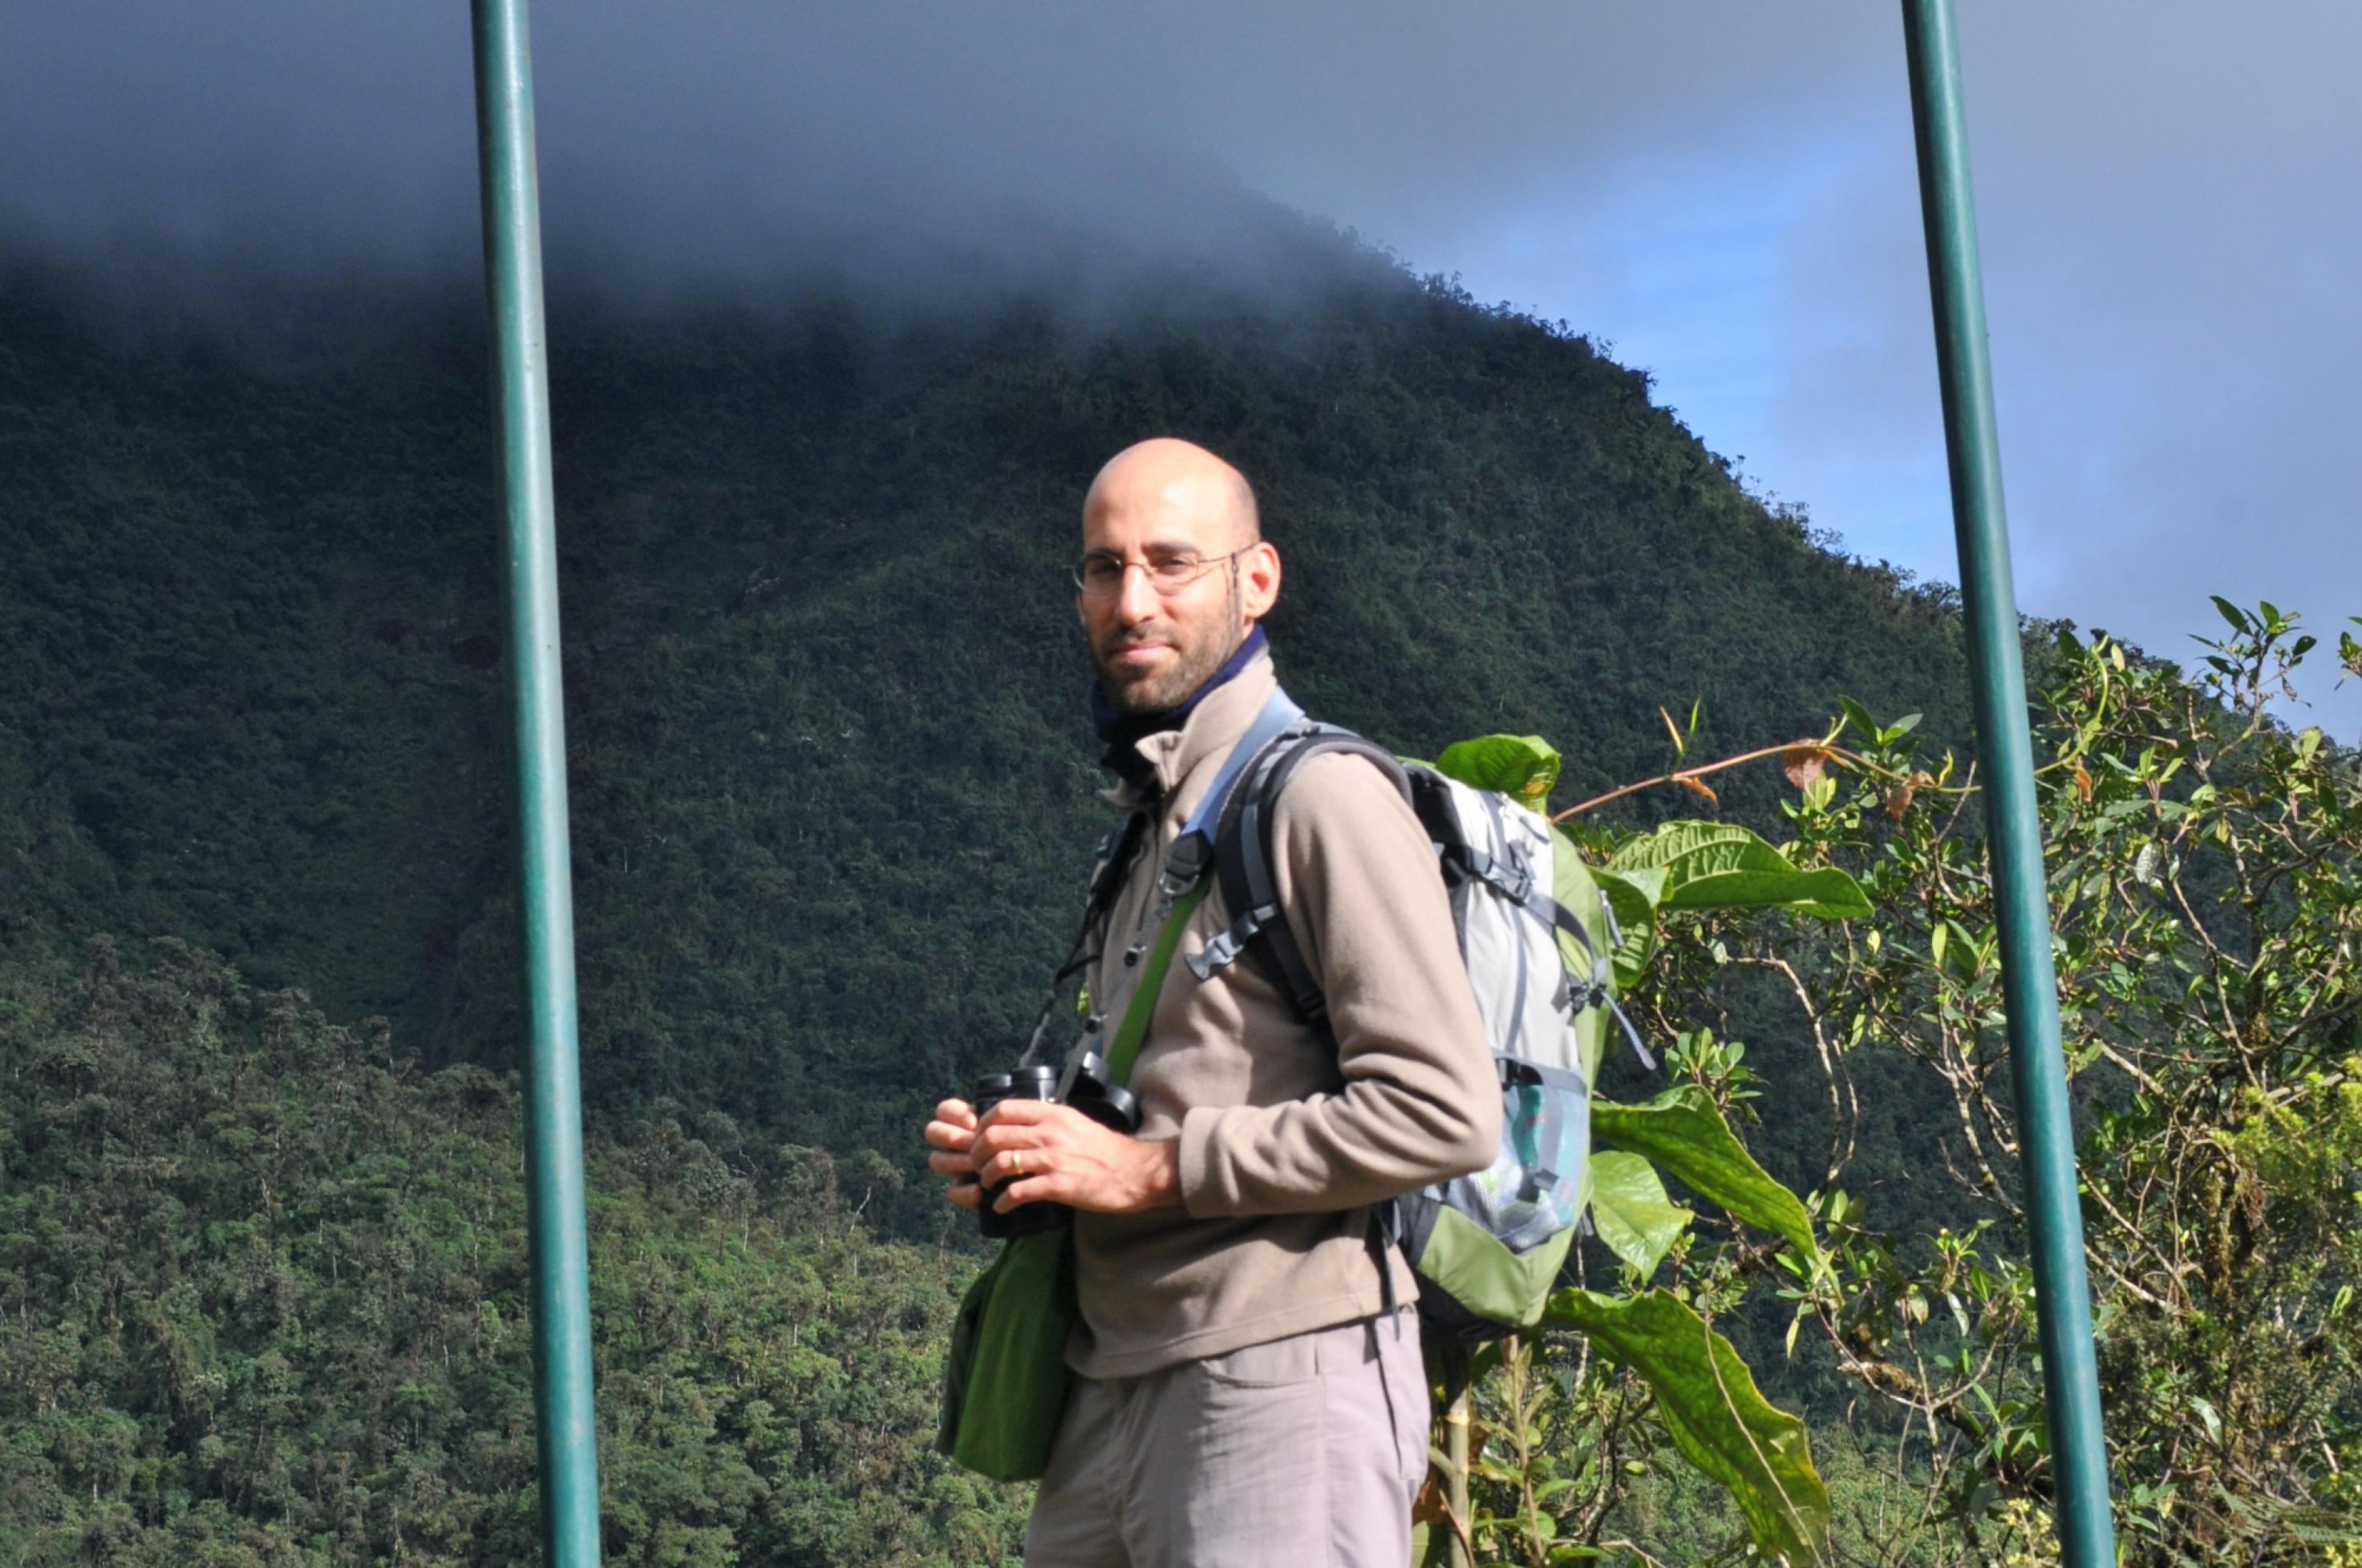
[1176, 752, 1501, 1217]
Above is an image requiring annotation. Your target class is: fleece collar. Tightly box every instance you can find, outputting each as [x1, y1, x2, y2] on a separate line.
[1091, 626, 1270, 796]
[1103, 646, 1280, 816]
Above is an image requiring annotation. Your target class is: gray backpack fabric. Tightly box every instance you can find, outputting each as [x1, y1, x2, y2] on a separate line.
[1191, 694, 1650, 1339]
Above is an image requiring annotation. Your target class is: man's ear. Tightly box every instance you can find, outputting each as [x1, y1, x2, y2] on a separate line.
[1239, 541, 1282, 622]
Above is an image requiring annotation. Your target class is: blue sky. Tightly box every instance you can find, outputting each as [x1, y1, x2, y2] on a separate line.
[1465, 130, 1915, 545]
[6, 2, 2356, 731]
[1234, 3, 2360, 731]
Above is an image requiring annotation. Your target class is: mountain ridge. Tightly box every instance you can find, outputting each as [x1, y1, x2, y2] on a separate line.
[1, 242, 1980, 1234]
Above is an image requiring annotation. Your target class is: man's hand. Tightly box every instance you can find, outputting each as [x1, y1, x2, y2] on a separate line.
[966, 1099, 1182, 1217]
[925, 1098, 986, 1211]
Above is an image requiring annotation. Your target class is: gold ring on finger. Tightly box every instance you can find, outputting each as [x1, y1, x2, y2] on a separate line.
[1011, 1150, 1024, 1177]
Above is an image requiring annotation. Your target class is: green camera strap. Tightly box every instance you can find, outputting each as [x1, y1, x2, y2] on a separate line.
[1104, 881, 1209, 1088]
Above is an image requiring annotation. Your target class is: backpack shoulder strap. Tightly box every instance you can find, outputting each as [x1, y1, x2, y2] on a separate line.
[1191, 723, 1411, 1031]
[1158, 687, 1306, 893]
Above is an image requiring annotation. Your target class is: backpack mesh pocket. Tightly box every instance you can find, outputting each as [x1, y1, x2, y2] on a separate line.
[1440, 1076, 1589, 1256]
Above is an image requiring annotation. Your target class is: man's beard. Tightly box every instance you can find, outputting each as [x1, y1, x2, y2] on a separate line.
[1094, 577, 1246, 715]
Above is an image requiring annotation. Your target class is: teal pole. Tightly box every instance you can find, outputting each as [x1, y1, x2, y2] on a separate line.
[1899, 3, 2117, 1563]
[471, 2, 603, 1563]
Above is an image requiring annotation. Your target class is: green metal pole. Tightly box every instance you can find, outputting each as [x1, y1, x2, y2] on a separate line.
[1899, 4, 2117, 1563]
[472, 2, 603, 1563]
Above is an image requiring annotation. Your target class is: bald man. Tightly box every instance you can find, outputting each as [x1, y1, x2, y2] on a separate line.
[926, 438, 1497, 1567]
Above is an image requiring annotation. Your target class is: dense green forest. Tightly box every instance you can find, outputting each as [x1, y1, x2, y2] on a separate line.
[0, 224, 2125, 1563]
[1, 935, 1024, 1566]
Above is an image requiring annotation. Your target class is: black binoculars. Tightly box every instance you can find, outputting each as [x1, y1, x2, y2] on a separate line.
[969, 1054, 1141, 1240]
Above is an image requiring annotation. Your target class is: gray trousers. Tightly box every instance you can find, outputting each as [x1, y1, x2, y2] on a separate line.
[1023, 1311, 1429, 1568]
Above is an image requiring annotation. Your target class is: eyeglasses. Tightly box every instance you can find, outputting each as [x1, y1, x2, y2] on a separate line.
[1071, 547, 1247, 599]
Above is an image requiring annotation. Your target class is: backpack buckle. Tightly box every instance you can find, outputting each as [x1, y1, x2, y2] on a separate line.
[1451, 844, 1533, 907]
[1185, 903, 1274, 983]
[1159, 831, 1212, 896]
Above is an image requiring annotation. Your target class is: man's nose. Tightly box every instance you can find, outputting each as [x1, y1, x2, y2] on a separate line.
[1112, 563, 1162, 623]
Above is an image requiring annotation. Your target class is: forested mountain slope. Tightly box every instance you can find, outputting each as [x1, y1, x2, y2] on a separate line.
[0, 936, 1021, 1566]
[0, 233, 1975, 1233]
[0, 229, 2018, 1564]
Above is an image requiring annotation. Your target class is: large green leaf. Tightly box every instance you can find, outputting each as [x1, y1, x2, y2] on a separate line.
[1588, 1150, 1691, 1278]
[1435, 734, 1562, 808]
[1661, 866, 1869, 921]
[1586, 860, 1661, 991]
[1610, 820, 1785, 881]
[1591, 1086, 1817, 1259]
[1611, 820, 1866, 920]
[1542, 1287, 1829, 1559]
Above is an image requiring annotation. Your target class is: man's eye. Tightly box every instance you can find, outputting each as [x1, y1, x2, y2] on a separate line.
[1081, 558, 1124, 585]
[1149, 557, 1204, 581]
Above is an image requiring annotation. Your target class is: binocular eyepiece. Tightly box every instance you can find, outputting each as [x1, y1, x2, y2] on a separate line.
[969, 1055, 1141, 1239]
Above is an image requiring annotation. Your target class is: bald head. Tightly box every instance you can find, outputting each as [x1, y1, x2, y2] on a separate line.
[1076, 437, 1282, 713]
[1084, 437, 1261, 552]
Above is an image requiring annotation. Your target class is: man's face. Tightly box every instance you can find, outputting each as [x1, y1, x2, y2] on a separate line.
[1077, 512, 1250, 715]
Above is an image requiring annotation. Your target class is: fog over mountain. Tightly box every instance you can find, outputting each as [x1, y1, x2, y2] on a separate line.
[6, 2, 2357, 726]
[2, 5, 1378, 306]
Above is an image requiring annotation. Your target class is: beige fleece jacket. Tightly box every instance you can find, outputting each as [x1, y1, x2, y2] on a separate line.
[1068, 649, 1500, 1379]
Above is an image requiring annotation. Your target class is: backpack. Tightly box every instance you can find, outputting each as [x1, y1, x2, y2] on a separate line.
[1183, 689, 1652, 1339]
